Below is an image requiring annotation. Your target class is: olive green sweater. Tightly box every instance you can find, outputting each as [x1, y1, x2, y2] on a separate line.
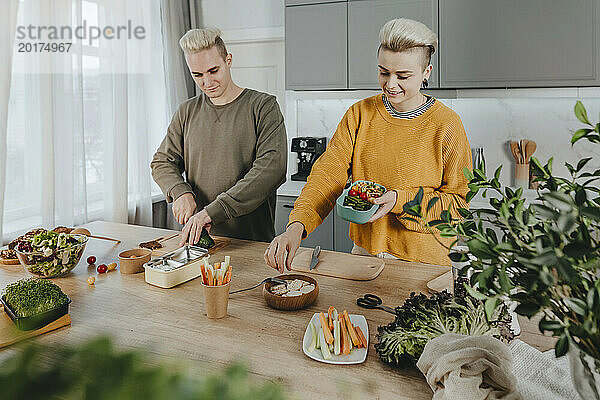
[151, 89, 287, 242]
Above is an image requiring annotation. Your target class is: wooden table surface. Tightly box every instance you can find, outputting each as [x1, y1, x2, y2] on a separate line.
[0, 221, 553, 399]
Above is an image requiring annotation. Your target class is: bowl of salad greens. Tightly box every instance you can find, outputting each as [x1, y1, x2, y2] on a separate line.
[336, 180, 386, 224]
[14, 229, 88, 278]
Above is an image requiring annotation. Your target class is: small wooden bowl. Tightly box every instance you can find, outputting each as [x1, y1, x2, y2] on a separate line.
[118, 248, 151, 274]
[263, 274, 319, 311]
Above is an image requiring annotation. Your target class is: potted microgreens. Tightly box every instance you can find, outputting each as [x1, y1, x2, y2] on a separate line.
[400, 101, 600, 399]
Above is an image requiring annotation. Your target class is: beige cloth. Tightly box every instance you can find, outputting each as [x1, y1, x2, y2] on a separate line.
[417, 333, 519, 400]
[351, 244, 399, 259]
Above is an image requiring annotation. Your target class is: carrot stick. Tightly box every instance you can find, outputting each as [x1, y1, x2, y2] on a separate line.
[215, 262, 221, 270]
[207, 268, 213, 286]
[343, 310, 361, 347]
[327, 306, 335, 332]
[217, 274, 223, 286]
[200, 265, 208, 285]
[339, 315, 350, 355]
[319, 313, 334, 345]
[355, 325, 368, 349]
[225, 266, 232, 283]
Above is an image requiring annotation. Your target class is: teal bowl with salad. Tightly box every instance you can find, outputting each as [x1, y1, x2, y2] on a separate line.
[14, 229, 88, 278]
[336, 180, 386, 224]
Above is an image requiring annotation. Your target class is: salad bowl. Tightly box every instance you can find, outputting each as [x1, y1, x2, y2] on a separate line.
[14, 231, 88, 278]
[336, 180, 386, 224]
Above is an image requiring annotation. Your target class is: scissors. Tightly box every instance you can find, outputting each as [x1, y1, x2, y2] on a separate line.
[356, 294, 397, 315]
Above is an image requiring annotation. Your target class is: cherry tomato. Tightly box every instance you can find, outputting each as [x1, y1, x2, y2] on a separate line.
[359, 192, 368, 200]
[348, 189, 358, 197]
[107, 262, 117, 271]
[97, 264, 107, 274]
[87, 256, 96, 264]
[87, 276, 95, 285]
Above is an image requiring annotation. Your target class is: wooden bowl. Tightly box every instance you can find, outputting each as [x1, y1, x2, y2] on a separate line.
[263, 274, 319, 311]
[118, 248, 151, 274]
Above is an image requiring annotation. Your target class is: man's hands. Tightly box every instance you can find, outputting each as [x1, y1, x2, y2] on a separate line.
[367, 190, 398, 223]
[179, 209, 212, 247]
[264, 222, 304, 273]
[173, 193, 197, 225]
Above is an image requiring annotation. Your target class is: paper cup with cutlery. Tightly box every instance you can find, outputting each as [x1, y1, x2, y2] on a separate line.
[200, 256, 232, 319]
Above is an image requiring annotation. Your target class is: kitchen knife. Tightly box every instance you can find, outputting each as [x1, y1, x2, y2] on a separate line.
[309, 245, 321, 270]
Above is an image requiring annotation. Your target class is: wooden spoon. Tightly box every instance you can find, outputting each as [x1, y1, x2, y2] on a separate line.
[510, 141, 521, 164]
[71, 227, 121, 244]
[525, 141, 537, 163]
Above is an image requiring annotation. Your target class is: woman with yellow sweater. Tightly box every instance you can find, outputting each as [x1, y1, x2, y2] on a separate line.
[265, 18, 472, 272]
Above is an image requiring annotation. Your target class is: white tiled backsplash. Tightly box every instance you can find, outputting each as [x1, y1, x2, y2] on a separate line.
[280, 88, 600, 198]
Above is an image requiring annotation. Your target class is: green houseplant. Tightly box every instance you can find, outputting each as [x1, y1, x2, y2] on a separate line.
[401, 101, 600, 398]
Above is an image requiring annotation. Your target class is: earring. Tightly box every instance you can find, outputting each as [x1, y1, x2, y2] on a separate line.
[422, 79, 429, 89]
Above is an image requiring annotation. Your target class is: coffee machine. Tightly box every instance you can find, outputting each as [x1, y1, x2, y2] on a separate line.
[290, 137, 326, 181]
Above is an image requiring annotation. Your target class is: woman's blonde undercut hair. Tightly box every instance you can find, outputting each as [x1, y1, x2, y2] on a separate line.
[179, 28, 228, 59]
[379, 18, 438, 69]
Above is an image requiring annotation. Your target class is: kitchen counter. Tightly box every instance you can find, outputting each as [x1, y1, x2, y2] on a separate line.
[0, 221, 553, 399]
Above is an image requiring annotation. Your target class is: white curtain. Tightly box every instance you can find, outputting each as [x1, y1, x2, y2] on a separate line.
[2, 0, 169, 243]
[0, 0, 20, 245]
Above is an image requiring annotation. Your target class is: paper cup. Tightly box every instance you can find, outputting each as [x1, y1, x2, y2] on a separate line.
[202, 281, 230, 319]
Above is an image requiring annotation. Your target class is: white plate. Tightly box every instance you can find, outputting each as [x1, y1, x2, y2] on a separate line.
[302, 312, 368, 364]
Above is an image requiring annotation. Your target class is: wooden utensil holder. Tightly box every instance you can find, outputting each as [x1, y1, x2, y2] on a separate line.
[515, 163, 530, 189]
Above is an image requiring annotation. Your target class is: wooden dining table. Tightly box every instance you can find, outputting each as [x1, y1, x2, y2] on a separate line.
[0, 221, 554, 399]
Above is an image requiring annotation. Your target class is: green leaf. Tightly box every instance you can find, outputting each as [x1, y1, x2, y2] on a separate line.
[574, 101, 592, 126]
[463, 167, 474, 181]
[467, 239, 496, 259]
[543, 192, 573, 211]
[464, 283, 488, 300]
[414, 187, 424, 205]
[571, 128, 593, 144]
[581, 207, 600, 221]
[563, 241, 593, 258]
[494, 166, 502, 181]
[575, 188, 587, 206]
[565, 298, 587, 316]
[457, 208, 471, 218]
[449, 251, 469, 262]
[498, 267, 514, 292]
[484, 297, 500, 321]
[538, 317, 563, 332]
[466, 191, 477, 203]
[576, 157, 592, 172]
[555, 334, 569, 357]
[514, 302, 540, 317]
[426, 196, 439, 213]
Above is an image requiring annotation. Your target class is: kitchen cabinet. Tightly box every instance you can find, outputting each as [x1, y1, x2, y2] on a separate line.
[285, 1, 348, 90]
[439, 0, 600, 87]
[275, 195, 334, 250]
[348, 0, 438, 89]
[285, 0, 346, 5]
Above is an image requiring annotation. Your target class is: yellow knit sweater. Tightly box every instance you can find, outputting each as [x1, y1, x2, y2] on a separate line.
[288, 95, 472, 266]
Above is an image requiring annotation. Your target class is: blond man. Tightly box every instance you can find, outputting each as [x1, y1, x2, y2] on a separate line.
[265, 18, 471, 271]
[151, 28, 287, 244]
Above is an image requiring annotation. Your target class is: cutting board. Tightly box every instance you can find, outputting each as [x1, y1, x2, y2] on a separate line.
[0, 305, 71, 348]
[291, 248, 385, 281]
[151, 234, 230, 258]
[426, 270, 453, 294]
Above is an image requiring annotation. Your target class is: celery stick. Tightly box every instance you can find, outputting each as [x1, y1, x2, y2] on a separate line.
[314, 321, 321, 349]
[308, 319, 317, 353]
[224, 255, 230, 268]
[318, 325, 332, 360]
[333, 320, 341, 355]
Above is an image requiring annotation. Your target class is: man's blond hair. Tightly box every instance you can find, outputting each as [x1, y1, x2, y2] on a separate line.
[179, 28, 228, 59]
[379, 18, 438, 69]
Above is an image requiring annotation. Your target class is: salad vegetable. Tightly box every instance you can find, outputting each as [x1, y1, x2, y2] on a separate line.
[3, 278, 68, 318]
[197, 228, 215, 249]
[343, 181, 386, 211]
[375, 290, 513, 366]
[15, 229, 86, 277]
